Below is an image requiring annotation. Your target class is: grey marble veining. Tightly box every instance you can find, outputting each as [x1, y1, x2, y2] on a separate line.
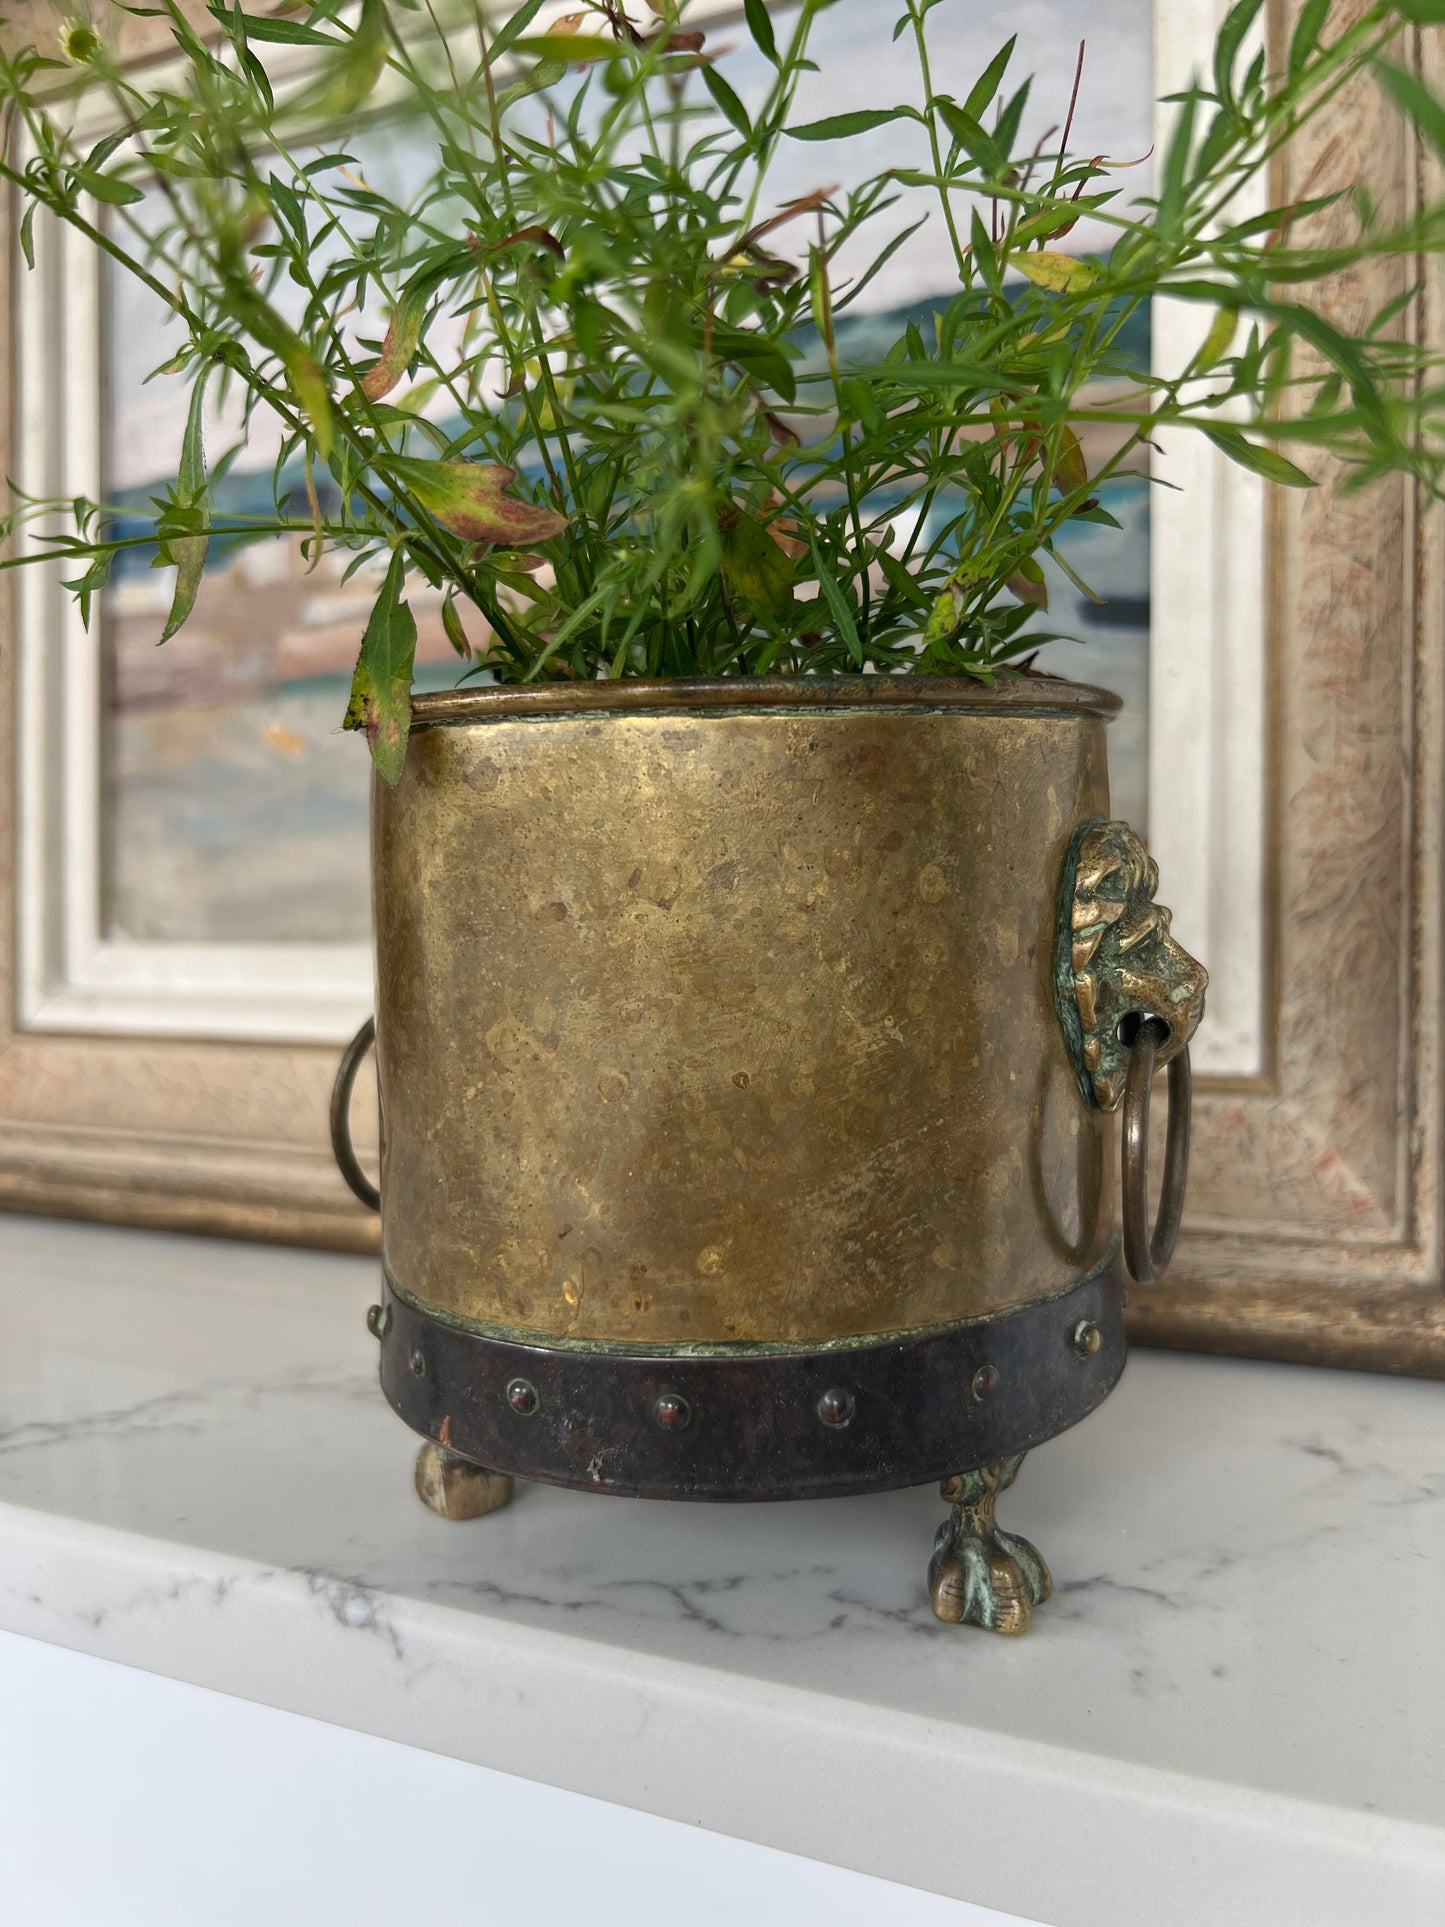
[1, 1213, 1442, 1927]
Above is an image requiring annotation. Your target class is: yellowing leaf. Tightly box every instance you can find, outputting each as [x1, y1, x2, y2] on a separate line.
[360, 278, 432, 401]
[1011, 250, 1102, 294]
[717, 501, 794, 623]
[344, 549, 417, 785]
[1055, 424, 1088, 494]
[1007, 557, 1048, 608]
[922, 585, 962, 647]
[387, 456, 570, 546]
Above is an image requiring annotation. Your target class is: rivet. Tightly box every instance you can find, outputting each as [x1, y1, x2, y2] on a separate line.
[409, 1347, 426, 1377]
[971, 1363, 999, 1401]
[506, 1378, 539, 1417]
[653, 1392, 691, 1431]
[816, 1387, 855, 1428]
[1074, 1319, 1102, 1356]
[366, 1303, 391, 1340]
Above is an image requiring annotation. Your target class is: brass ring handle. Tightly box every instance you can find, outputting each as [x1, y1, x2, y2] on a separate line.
[330, 1016, 381, 1214]
[1121, 1017, 1191, 1287]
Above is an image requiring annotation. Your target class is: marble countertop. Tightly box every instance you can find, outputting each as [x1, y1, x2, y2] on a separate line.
[1, 1213, 1441, 1926]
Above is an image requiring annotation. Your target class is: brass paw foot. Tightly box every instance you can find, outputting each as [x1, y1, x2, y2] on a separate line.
[927, 1453, 1051, 1635]
[414, 1441, 515, 1520]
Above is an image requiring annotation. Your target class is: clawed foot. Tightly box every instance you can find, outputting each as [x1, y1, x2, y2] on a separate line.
[927, 1454, 1051, 1635]
[414, 1441, 515, 1520]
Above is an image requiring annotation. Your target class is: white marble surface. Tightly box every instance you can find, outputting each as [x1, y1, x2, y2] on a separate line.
[1, 1213, 1442, 1926]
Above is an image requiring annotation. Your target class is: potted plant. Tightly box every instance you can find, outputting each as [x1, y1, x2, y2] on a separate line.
[3, 0, 1441, 1633]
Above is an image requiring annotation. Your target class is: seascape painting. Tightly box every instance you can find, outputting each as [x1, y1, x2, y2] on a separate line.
[99, 0, 1153, 947]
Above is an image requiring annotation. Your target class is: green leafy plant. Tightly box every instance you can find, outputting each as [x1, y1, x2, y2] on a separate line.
[3, 0, 1443, 780]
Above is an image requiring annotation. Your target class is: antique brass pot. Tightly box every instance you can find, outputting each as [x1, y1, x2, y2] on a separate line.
[334, 676, 1206, 1633]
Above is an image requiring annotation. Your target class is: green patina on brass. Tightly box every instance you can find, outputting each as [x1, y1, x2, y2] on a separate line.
[928, 1456, 1053, 1636]
[1056, 819, 1209, 1114]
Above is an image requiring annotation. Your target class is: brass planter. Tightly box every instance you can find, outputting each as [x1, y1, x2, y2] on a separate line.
[335, 676, 1206, 1633]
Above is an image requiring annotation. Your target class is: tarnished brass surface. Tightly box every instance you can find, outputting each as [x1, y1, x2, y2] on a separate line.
[374, 677, 1117, 1346]
[1063, 820, 1208, 1111]
[413, 1440, 514, 1519]
[928, 1455, 1051, 1634]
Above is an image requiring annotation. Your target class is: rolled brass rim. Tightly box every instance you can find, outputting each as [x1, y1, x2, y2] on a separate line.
[1121, 1019, 1192, 1287]
[409, 672, 1123, 730]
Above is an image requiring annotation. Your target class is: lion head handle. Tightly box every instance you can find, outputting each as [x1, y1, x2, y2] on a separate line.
[1059, 821, 1208, 1112]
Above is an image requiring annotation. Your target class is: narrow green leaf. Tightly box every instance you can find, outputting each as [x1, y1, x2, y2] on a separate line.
[1393, 0, 1445, 21]
[807, 244, 834, 356]
[314, 0, 388, 117]
[1201, 427, 1315, 487]
[702, 65, 751, 140]
[18, 202, 36, 272]
[220, 12, 343, 45]
[1288, 0, 1331, 76]
[1373, 58, 1445, 157]
[1158, 89, 1198, 228]
[808, 538, 862, 663]
[970, 207, 1003, 297]
[1044, 540, 1105, 602]
[487, 0, 550, 60]
[993, 77, 1031, 159]
[281, 344, 334, 460]
[86, 130, 128, 170]
[962, 36, 1016, 123]
[344, 549, 417, 786]
[936, 100, 1003, 175]
[839, 375, 881, 434]
[441, 588, 470, 657]
[710, 323, 796, 403]
[512, 33, 620, 64]
[833, 215, 927, 313]
[743, 0, 778, 65]
[71, 165, 144, 206]
[64, 554, 111, 629]
[1197, 305, 1238, 370]
[160, 371, 210, 643]
[877, 550, 928, 607]
[786, 107, 916, 141]
[1214, 0, 1265, 108]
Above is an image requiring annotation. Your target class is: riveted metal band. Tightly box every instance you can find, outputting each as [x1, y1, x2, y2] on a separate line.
[375, 1255, 1127, 1502]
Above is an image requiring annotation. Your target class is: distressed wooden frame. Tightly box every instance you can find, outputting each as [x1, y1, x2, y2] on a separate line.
[2, 1, 1440, 1375]
[1131, 2, 1445, 1377]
